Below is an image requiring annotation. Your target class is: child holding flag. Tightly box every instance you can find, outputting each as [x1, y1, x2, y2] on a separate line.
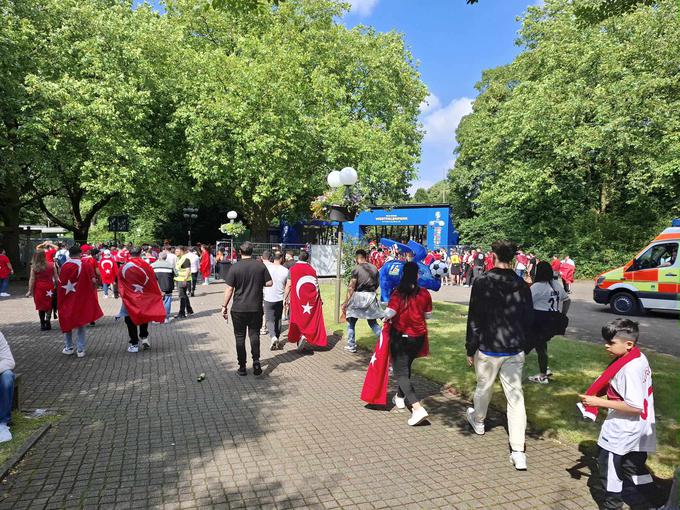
[578, 319, 663, 510]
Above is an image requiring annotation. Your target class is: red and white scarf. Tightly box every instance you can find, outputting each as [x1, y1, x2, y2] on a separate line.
[577, 346, 641, 421]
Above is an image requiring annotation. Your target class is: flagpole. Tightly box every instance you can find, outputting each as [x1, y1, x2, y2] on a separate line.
[334, 225, 343, 324]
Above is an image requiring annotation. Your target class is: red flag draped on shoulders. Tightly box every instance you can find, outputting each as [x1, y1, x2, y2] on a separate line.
[119, 258, 166, 325]
[58, 259, 103, 332]
[288, 262, 327, 347]
[99, 256, 117, 285]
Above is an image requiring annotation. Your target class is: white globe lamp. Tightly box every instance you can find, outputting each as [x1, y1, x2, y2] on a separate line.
[339, 167, 358, 186]
[227, 211, 238, 221]
[327, 170, 342, 188]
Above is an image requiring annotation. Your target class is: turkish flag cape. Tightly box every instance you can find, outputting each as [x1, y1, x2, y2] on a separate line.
[119, 258, 166, 325]
[200, 251, 211, 279]
[287, 262, 327, 347]
[360, 322, 392, 405]
[560, 262, 575, 284]
[58, 259, 104, 332]
[99, 256, 118, 285]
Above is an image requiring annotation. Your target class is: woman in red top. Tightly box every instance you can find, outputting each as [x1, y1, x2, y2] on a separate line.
[199, 245, 212, 284]
[385, 262, 432, 426]
[25, 250, 58, 330]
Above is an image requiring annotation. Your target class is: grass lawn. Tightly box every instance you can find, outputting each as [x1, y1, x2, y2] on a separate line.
[320, 283, 679, 478]
[0, 412, 60, 466]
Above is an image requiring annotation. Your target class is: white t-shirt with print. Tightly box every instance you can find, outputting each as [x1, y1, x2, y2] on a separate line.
[597, 353, 656, 455]
[531, 280, 569, 312]
[263, 263, 289, 303]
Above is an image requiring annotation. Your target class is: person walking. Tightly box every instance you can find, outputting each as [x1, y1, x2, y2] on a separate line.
[382, 261, 433, 426]
[57, 245, 104, 358]
[220, 242, 273, 376]
[0, 248, 14, 297]
[263, 252, 289, 350]
[186, 247, 200, 296]
[151, 252, 175, 323]
[526, 261, 570, 385]
[342, 249, 383, 353]
[174, 246, 194, 319]
[25, 250, 58, 330]
[200, 244, 212, 285]
[560, 255, 576, 293]
[98, 249, 117, 299]
[118, 247, 166, 353]
[465, 240, 533, 470]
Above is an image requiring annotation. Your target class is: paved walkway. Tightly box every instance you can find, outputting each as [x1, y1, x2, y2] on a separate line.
[0, 284, 597, 509]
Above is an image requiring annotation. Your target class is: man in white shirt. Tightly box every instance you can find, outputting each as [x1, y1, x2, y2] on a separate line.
[185, 247, 200, 297]
[164, 246, 177, 268]
[263, 252, 290, 350]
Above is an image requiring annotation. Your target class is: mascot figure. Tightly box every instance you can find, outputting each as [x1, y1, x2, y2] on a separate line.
[378, 238, 441, 302]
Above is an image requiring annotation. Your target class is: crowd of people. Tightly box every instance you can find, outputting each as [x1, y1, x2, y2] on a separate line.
[0, 237, 667, 509]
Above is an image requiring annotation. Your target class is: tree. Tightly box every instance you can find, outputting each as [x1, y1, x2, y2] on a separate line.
[7, 0, 186, 243]
[451, 0, 680, 274]
[169, 0, 426, 239]
[412, 188, 430, 203]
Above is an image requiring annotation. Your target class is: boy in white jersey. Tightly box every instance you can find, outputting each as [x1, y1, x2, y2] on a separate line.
[579, 319, 663, 510]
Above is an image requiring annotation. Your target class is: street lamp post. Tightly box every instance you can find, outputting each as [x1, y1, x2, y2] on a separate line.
[327, 167, 358, 323]
[227, 210, 237, 260]
[183, 206, 198, 247]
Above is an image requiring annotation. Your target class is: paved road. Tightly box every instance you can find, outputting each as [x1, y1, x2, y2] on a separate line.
[0, 283, 597, 509]
[437, 280, 680, 358]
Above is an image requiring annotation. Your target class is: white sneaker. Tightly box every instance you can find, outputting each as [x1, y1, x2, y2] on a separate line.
[466, 407, 485, 435]
[0, 424, 11, 443]
[104, 295, 109, 299]
[127, 344, 139, 353]
[62, 347, 75, 356]
[546, 368, 553, 377]
[528, 374, 549, 384]
[270, 337, 278, 350]
[392, 394, 406, 410]
[297, 337, 308, 352]
[0, 293, 9, 297]
[407, 407, 429, 426]
[344, 345, 357, 353]
[510, 451, 527, 470]
[76, 351, 86, 358]
[164, 317, 173, 324]
[141, 338, 151, 350]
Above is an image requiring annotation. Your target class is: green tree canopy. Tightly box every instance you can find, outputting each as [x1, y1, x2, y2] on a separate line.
[451, 0, 680, 274]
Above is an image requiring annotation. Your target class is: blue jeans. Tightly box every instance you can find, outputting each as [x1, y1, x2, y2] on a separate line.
[0, 278, 8, 294]
[103, 283, 110, 296]
[346, 318, 382, 350]
[0, 370, 14, 425]
[64, 326, 86, 353]
[163, 294, 172, 318]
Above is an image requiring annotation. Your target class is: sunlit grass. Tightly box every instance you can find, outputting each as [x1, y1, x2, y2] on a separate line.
[320, 283, 679, 478]
[0, 413, 61, 466]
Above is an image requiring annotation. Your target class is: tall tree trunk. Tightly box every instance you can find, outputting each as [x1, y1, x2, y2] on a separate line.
[248, 209, 271, 242]
[73, 225, 90, 245]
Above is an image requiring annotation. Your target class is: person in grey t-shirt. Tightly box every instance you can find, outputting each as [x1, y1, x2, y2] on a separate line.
[341, 249, 383, 353]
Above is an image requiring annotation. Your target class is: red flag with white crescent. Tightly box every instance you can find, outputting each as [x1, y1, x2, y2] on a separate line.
[287, 262, 327, 347]
[99, 257, 118, 285]
[360, 322, 391, 405]
[119, 258, 166, 325]
[57, 259, 104, 332]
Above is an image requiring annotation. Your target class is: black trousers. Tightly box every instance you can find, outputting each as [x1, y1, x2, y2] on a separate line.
[263, 300, 283, 339]
[535, 342, 549, 374]
[51, 292, 58, 319]
[178, 281, 193, 315]
[231, 311, 262, 367]
[39, 311, 51, 328]
[597, 448, 663, 510]
[190, 272, 198, 295]
[124, 316, 148, 345]
[389, 332, 425, 405]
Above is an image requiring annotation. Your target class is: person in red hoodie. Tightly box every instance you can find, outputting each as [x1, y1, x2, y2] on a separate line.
[98, 249, 117, 299]
[199, 244, 212, 285]
[559, 255, 576, 293]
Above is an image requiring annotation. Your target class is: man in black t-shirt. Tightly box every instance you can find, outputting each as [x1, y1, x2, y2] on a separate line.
[221, 241, 273, 376]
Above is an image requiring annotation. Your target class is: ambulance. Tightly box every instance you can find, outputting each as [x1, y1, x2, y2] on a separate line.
[593, 220, 680, 315]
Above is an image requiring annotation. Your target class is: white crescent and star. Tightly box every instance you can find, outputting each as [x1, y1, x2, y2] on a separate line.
[46, 290, 53, 297]
[62, 259, 82, 278]
[121, 262, 149, 293]
[101, 259, 113, 275]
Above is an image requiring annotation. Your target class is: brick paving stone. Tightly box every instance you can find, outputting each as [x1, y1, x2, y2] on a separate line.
[0, 283, 599, 508]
